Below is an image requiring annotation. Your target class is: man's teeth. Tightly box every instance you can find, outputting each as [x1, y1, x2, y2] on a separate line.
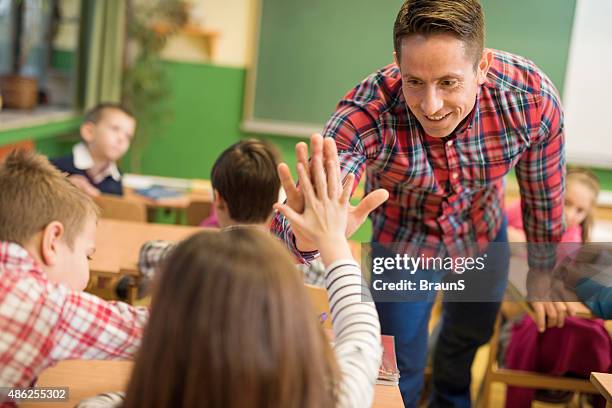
[426, 113, 449, 121]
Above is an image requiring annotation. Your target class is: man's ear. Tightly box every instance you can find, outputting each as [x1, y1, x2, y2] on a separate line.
[80, 122, 96, 144]
[477, 49, 493, 85]
[40, 221, 65, 267]
[393, 51, 399, 68]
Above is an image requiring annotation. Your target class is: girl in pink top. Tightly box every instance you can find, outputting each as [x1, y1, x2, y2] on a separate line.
[505, 168, 609, 408]
[506, 167, 600, 243]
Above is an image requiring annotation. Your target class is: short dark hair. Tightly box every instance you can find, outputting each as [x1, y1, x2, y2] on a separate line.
[83, 102, 134, 125]
[211, 139, 281, 224]
[393, 0, 485, 63]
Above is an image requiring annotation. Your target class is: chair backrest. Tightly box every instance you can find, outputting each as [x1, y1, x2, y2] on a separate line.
[185, 199, 212, 226]
[94, 194, 147, 223]
[304, 283, 332, 330]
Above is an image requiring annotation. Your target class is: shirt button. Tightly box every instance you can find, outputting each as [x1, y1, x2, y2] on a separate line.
[447, 140, 454, 147]
[452, 172, 459, 179]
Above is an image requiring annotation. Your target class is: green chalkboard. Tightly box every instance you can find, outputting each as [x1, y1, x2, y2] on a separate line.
[245, 0, 575, 136]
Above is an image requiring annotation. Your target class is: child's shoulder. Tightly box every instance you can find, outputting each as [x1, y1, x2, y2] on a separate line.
[50, 152, 79, 174]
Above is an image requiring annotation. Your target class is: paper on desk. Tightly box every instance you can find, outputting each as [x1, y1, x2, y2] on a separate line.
[123, 174, 193, 191]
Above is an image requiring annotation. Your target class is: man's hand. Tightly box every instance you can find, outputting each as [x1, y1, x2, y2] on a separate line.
[67, 174, 100, 197]
[278, 133, 388, 252]
[528, 270, 579, 332]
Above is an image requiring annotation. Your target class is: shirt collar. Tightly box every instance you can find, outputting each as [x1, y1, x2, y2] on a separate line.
[0, 241, 43, 277]
[73, 143, 121, 182]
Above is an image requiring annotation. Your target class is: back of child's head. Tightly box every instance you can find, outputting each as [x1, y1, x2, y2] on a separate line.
[123, 229, 338, 408]
[82, 102, 134, 126]
[211, 139, 281, 224]
[566, 167, 600, 242]
[0, 150, 98, 248]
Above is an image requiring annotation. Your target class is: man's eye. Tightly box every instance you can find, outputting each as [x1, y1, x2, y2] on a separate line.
[441, 80, 457, 87]
[405, 80, 421, 86]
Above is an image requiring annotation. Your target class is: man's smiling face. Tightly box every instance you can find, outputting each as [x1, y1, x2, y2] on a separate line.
[396, 33, 491, 138]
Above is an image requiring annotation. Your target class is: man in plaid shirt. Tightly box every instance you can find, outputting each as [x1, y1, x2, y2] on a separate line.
[0, 151, 147, 405]
[272, 0, 568, 406]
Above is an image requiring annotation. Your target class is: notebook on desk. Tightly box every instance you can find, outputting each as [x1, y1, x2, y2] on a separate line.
[378, 335, 400, 386]
[134, 185, 185, 200]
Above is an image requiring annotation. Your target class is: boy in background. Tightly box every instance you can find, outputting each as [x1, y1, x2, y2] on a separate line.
[51, 103, 136, 197]
[120, 139, 325, 301]
[0, 151, 147, 400]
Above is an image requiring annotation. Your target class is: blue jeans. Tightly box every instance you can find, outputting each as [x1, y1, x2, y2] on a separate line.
[375, 220, 509, 408]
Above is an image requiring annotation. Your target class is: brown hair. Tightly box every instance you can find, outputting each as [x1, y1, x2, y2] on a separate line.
[393, 0, 485, 63]
[0, 150, 99, 248]
[123, 229, 339, 408]
[83, 102, 134, 125]
[566, 167, 600, 242]
[211, 139, 281, 224]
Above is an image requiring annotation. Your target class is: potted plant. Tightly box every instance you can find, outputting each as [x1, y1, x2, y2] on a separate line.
[0, 0, 51, 109]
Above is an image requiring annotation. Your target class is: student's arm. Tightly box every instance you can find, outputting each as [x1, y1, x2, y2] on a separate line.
[138, 240, 177, 281]
[325, 259, 382, 408]
[50, 289, 148, 362]
[275, 135, 384, 407]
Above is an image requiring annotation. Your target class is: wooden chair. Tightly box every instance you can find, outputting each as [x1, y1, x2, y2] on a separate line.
[184, 199, 212, 226]
[94, 194, 147, 223]
[477, 257, 600, 407]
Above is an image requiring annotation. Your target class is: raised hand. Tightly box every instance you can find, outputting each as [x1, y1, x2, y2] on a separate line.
[274, 139, 354, 266]
[277, 134, 389, 252]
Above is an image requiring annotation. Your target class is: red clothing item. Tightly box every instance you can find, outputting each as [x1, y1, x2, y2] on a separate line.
[505, 315, 611, 408]
[0, 242, 148, 403]
[272, 50, 565, 269]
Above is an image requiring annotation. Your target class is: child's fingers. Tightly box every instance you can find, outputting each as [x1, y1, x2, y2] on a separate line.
[297, 162, 316, 204]
[311, 155, 327, 200]
[323, 138, 342, 191]
[340, 173, 355, 204]
[326, 159, 338, 198]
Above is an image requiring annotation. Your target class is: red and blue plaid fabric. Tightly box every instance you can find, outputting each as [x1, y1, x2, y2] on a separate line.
[272, 50, 565, 268]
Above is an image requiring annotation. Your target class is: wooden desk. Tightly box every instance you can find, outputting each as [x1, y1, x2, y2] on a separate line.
[23, 360, 403, 408]
[591, 372, 612, 408]
[90, 219, 204, 303]
[91, 219, 203, 278]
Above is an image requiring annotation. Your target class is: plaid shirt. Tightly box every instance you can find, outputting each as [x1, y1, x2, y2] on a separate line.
[0, 242, 148, 398]
[139, 240, 326, 286]
[272, 49, 565, 269]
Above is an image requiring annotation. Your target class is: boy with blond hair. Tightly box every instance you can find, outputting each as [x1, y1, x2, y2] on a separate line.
[51, 103, 136, 197]
[0, 151, 147, 401]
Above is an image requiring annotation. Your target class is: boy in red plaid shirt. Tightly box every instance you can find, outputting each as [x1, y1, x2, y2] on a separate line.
[0, 151, 147, 404]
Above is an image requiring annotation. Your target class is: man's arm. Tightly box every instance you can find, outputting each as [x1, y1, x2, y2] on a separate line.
[515, 72, 567, 331]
